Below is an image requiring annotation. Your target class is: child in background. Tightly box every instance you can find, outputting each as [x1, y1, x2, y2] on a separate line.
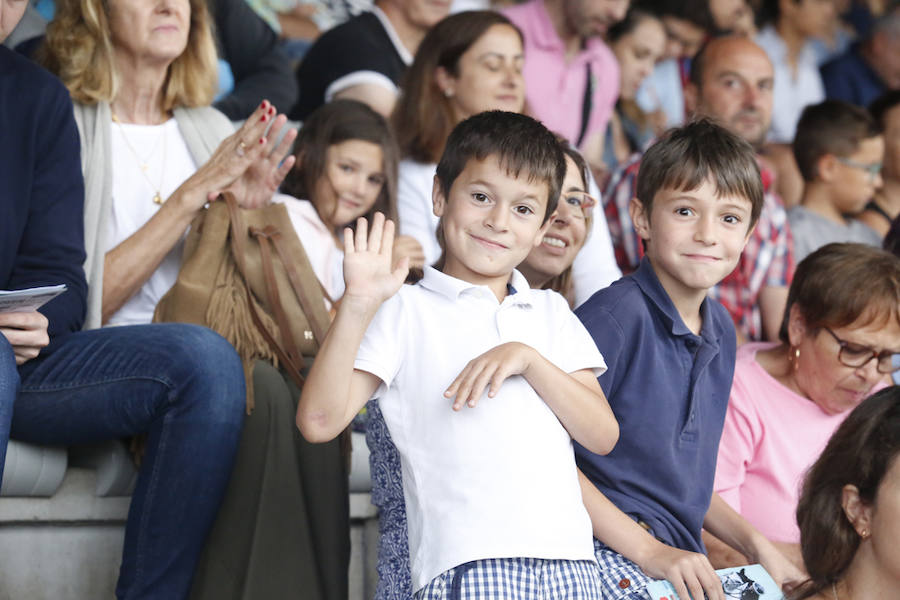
[280, 99, 422, 301]
[788, 100, 884, 262]
[575, 119, 804, 600]
[298, 111, 618, 599]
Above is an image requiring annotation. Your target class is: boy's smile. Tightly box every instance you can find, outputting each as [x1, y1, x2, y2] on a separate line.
[433, 155, 551, 298]
[631, 178, 754, 306]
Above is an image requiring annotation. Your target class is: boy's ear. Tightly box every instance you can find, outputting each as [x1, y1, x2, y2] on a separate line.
[817, 154, 838, 183]
[841, 484, 874, 539]
[432, 175, 446, 217]
[628, 196, 651, 241]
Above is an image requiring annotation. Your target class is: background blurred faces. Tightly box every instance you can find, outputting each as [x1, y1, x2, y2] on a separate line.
[564, 0, 630, 39]
[610, 15, 666, 100]
[437, 24, 525, 122]
[690, 38, 775, 148]
[660, 15, 707, 60]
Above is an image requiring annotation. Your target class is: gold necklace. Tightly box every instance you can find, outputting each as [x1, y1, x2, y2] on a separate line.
[111, 112, 168, 205]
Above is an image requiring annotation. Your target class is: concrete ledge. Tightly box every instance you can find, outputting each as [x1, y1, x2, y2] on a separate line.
[0, 467, 380, 599]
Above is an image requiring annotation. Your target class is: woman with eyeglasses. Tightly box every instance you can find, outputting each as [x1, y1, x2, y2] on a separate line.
[705, 243, 900, 573]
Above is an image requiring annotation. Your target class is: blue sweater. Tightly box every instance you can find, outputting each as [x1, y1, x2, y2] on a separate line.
[0, 46, 87, 348]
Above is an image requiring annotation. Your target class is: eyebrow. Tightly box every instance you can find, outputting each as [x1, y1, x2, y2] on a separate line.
[717, 201, 752, 213]
[478, 52, 524, 60]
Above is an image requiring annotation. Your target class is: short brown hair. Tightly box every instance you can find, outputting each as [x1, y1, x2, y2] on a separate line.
[40, 0, 217, 110]
[792, 387, 900, 599]
[282, 100, 399, 227]
[778, 243, 900, 343]
[636, 118, 764, 229]
[793, 100, 881, 182]
[435, 111, 564, 223]
[392, 11, 523, 164]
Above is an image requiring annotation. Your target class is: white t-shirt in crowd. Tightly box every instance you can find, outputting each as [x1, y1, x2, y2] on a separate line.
[397, 159, 441, 265]
[755, 25, 825, 144]
[355, 267, 605, 592]
[278, 193, 345, 302]
[106, 118, 197, 325]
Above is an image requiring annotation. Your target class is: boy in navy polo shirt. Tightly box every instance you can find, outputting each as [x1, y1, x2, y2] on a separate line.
[575, 119, 805, 600]
[298, 111, 619, 599]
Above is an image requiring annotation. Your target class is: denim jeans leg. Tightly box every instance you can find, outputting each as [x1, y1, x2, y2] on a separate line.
[0, 335, 19, 485]
[12, 324, 246, 600]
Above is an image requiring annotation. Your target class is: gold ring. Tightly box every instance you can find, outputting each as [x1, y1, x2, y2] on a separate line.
[236, 140, 247, 157]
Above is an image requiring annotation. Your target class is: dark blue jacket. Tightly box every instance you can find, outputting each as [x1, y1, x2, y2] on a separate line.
[0, 46, 87, 349]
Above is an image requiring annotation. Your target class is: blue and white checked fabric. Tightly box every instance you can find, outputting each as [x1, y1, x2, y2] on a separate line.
[414, 557, 602, 600]
[593, 541, 654, 600]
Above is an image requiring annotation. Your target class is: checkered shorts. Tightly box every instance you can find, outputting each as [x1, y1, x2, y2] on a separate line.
[593, 540, 653, 600]
[414, 557, 602, 600]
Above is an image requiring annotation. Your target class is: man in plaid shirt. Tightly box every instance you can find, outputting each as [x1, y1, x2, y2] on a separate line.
[603, 35, 793, 342]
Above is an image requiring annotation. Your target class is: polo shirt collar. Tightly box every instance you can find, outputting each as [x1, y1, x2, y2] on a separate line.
[632, 257, 724, 346]
[419, 266, 532, 305]
[371, 6, 414, 66]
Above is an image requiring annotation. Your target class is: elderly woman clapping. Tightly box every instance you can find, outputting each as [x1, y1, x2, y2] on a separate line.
[707, 243, 900, 570]
[40, 1, 349, 598]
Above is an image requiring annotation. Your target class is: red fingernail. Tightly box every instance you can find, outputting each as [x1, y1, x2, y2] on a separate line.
[260, 100, 268, 109]
[268, 106, 275, 115]
[260, 115, 268, 122]
[259, 137, 265, 144]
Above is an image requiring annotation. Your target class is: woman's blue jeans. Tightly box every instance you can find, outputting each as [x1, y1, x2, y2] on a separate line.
[0, 323, 245, 600]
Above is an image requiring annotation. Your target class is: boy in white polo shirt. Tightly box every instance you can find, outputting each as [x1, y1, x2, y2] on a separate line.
[297, 111, 619, 599]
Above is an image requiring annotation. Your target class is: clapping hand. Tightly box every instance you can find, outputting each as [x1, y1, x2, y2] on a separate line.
[180, 100, 296, 211]
[342, 213, 409, 307]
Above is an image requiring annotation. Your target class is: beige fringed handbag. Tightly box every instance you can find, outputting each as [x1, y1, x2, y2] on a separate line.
[154, 191, 330, 413]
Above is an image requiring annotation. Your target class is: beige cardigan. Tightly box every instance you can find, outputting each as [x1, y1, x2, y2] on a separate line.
[73, 102, 234, 329]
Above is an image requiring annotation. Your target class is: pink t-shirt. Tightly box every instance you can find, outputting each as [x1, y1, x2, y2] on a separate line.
[503, 0, 618, 150]
[714, 342, 851, 543]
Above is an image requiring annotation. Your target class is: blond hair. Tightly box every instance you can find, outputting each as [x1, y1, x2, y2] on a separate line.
[41, 0, 218, 110]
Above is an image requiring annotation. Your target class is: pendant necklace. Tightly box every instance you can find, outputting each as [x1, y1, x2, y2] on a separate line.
[111, 112, 168, 205]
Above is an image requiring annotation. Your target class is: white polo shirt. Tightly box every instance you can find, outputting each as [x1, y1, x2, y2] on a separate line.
[355, 267, 606, 592]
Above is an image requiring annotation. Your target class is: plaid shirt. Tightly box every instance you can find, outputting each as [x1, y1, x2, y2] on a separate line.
[602, 154, 794, 341]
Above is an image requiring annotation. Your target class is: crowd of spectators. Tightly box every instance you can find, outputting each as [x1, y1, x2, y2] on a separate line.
[2, 0, 900, 598]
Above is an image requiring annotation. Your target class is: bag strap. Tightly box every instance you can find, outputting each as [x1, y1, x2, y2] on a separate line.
[260, 226, 330, 344]
[220, 192, 307, 389]
[251, 225, 304, 365]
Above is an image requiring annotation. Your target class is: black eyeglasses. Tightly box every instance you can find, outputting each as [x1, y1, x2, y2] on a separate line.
[823, 327, 900, 374]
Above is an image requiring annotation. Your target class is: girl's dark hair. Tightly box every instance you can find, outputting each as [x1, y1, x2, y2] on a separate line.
[392, 10, 523, 164]
[885, 215, 900, 257]
[282, 99, 399, 228]
[608, 6, 662, 42]
[792, 387, 900, 599]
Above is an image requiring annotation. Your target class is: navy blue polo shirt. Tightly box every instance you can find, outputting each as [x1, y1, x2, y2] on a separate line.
[574, 257, 736, 553]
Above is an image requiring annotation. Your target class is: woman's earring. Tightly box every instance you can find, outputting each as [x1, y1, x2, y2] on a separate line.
[791, 346, 800, 372]
[443, 88, 454, 98]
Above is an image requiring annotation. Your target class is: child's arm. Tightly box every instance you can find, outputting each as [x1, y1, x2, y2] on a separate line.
[444, 344, 618, 455]
[296, 213, 409, 442]
[577, 470, 726, 600]
[703, 493, 806, 592]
